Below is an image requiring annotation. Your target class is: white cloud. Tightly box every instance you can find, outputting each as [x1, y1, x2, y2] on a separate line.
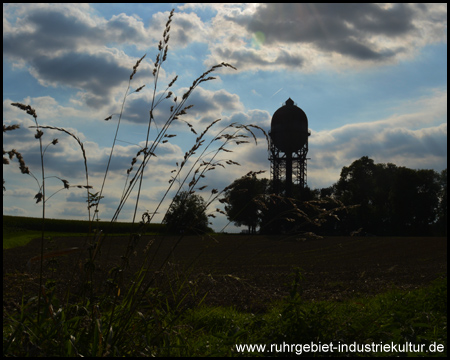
[3, 4, 155, 109]
[147, 9, 210, 48]
[2, 206, 27, 216]
[204, 3, 447, 72]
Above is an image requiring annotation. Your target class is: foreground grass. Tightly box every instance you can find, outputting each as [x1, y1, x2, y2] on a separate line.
[3, 229, 50, 249]
[3, 274, 446, 357]
[180, 277, 447, 357]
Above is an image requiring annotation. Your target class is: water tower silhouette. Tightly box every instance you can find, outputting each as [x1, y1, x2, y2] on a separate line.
[269, 98, 310, 197]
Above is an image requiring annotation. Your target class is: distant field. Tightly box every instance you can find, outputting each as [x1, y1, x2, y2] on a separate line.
[3, 232, 446, 312]
[3, 215, 166, 249]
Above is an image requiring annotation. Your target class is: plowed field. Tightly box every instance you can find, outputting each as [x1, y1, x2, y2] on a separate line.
[3, 235, 447, 312]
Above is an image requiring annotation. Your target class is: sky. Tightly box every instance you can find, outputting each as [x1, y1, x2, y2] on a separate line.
[3, 3, 447, 232]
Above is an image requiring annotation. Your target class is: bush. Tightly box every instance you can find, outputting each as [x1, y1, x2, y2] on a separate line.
[163, 191, 210, 234]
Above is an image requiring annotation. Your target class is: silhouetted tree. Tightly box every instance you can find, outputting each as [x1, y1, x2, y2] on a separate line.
[389, 167, 440, 235]
[163, 191, 209, 234]
[224, 175, 269, 233]
[258, 194, 298, 234]
[436, 168, 447, 235]
[318, 185, 336, 199]
[334, 156, 443, 235]
[334, 156, 377, 233]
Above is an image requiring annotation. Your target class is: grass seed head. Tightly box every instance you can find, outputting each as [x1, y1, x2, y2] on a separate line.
[11, 102, 37, 119]
[135, 85, 145, 93]
[3, 124, 20, 132]
[168, 75, 178, 87]
[34, 129, 44, 139]
[130, 54, 146, 80]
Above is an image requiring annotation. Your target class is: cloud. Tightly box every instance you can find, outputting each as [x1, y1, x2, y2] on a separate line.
[205, 3, 446, 71]
[207, 46, 306, 73]
[185, 87, 244, 121]
[244, 4, 415, 46]
[122, 86, 245, 131]
[3, 206, 27, 216]
[219, 109, 271, 138]
[148, 10, 210, 47]
[29, 52, 127, 106]
[3, 5, 152, 56]
[3, 4, 154, 108]
[104, 13, 150, 45]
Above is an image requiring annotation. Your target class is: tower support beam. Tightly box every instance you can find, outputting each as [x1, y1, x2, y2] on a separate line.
[268, 98, 310, 199]
[269, 139, 308, 198]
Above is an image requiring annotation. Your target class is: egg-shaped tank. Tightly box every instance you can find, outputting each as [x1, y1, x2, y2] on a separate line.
[270, 98, 308, 153]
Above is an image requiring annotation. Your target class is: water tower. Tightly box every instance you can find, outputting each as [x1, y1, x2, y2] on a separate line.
[269, 98, 310, 198]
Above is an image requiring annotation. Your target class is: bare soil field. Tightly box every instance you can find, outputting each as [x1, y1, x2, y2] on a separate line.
[3, 234, 447, 312]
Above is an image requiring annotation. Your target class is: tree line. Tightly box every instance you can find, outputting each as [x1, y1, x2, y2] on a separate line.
[162, 156, 446, 236]
[223, 156, 447, 236]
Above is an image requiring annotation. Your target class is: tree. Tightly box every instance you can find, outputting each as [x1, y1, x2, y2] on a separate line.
[334, 156, 378, 233]
[334, 156, 442, 236]
[436, 169, 447, 235]
[163, 191, 209, 234]
[224, 175, 268, 234]
[389, 167, 440, 235]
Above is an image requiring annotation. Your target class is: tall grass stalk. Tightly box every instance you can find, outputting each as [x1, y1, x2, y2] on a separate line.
[10, 103, 48, 324]
[4, 9, 267, 356]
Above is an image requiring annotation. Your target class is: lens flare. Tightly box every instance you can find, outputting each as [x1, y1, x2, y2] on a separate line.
[252, 31, 266, 49]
